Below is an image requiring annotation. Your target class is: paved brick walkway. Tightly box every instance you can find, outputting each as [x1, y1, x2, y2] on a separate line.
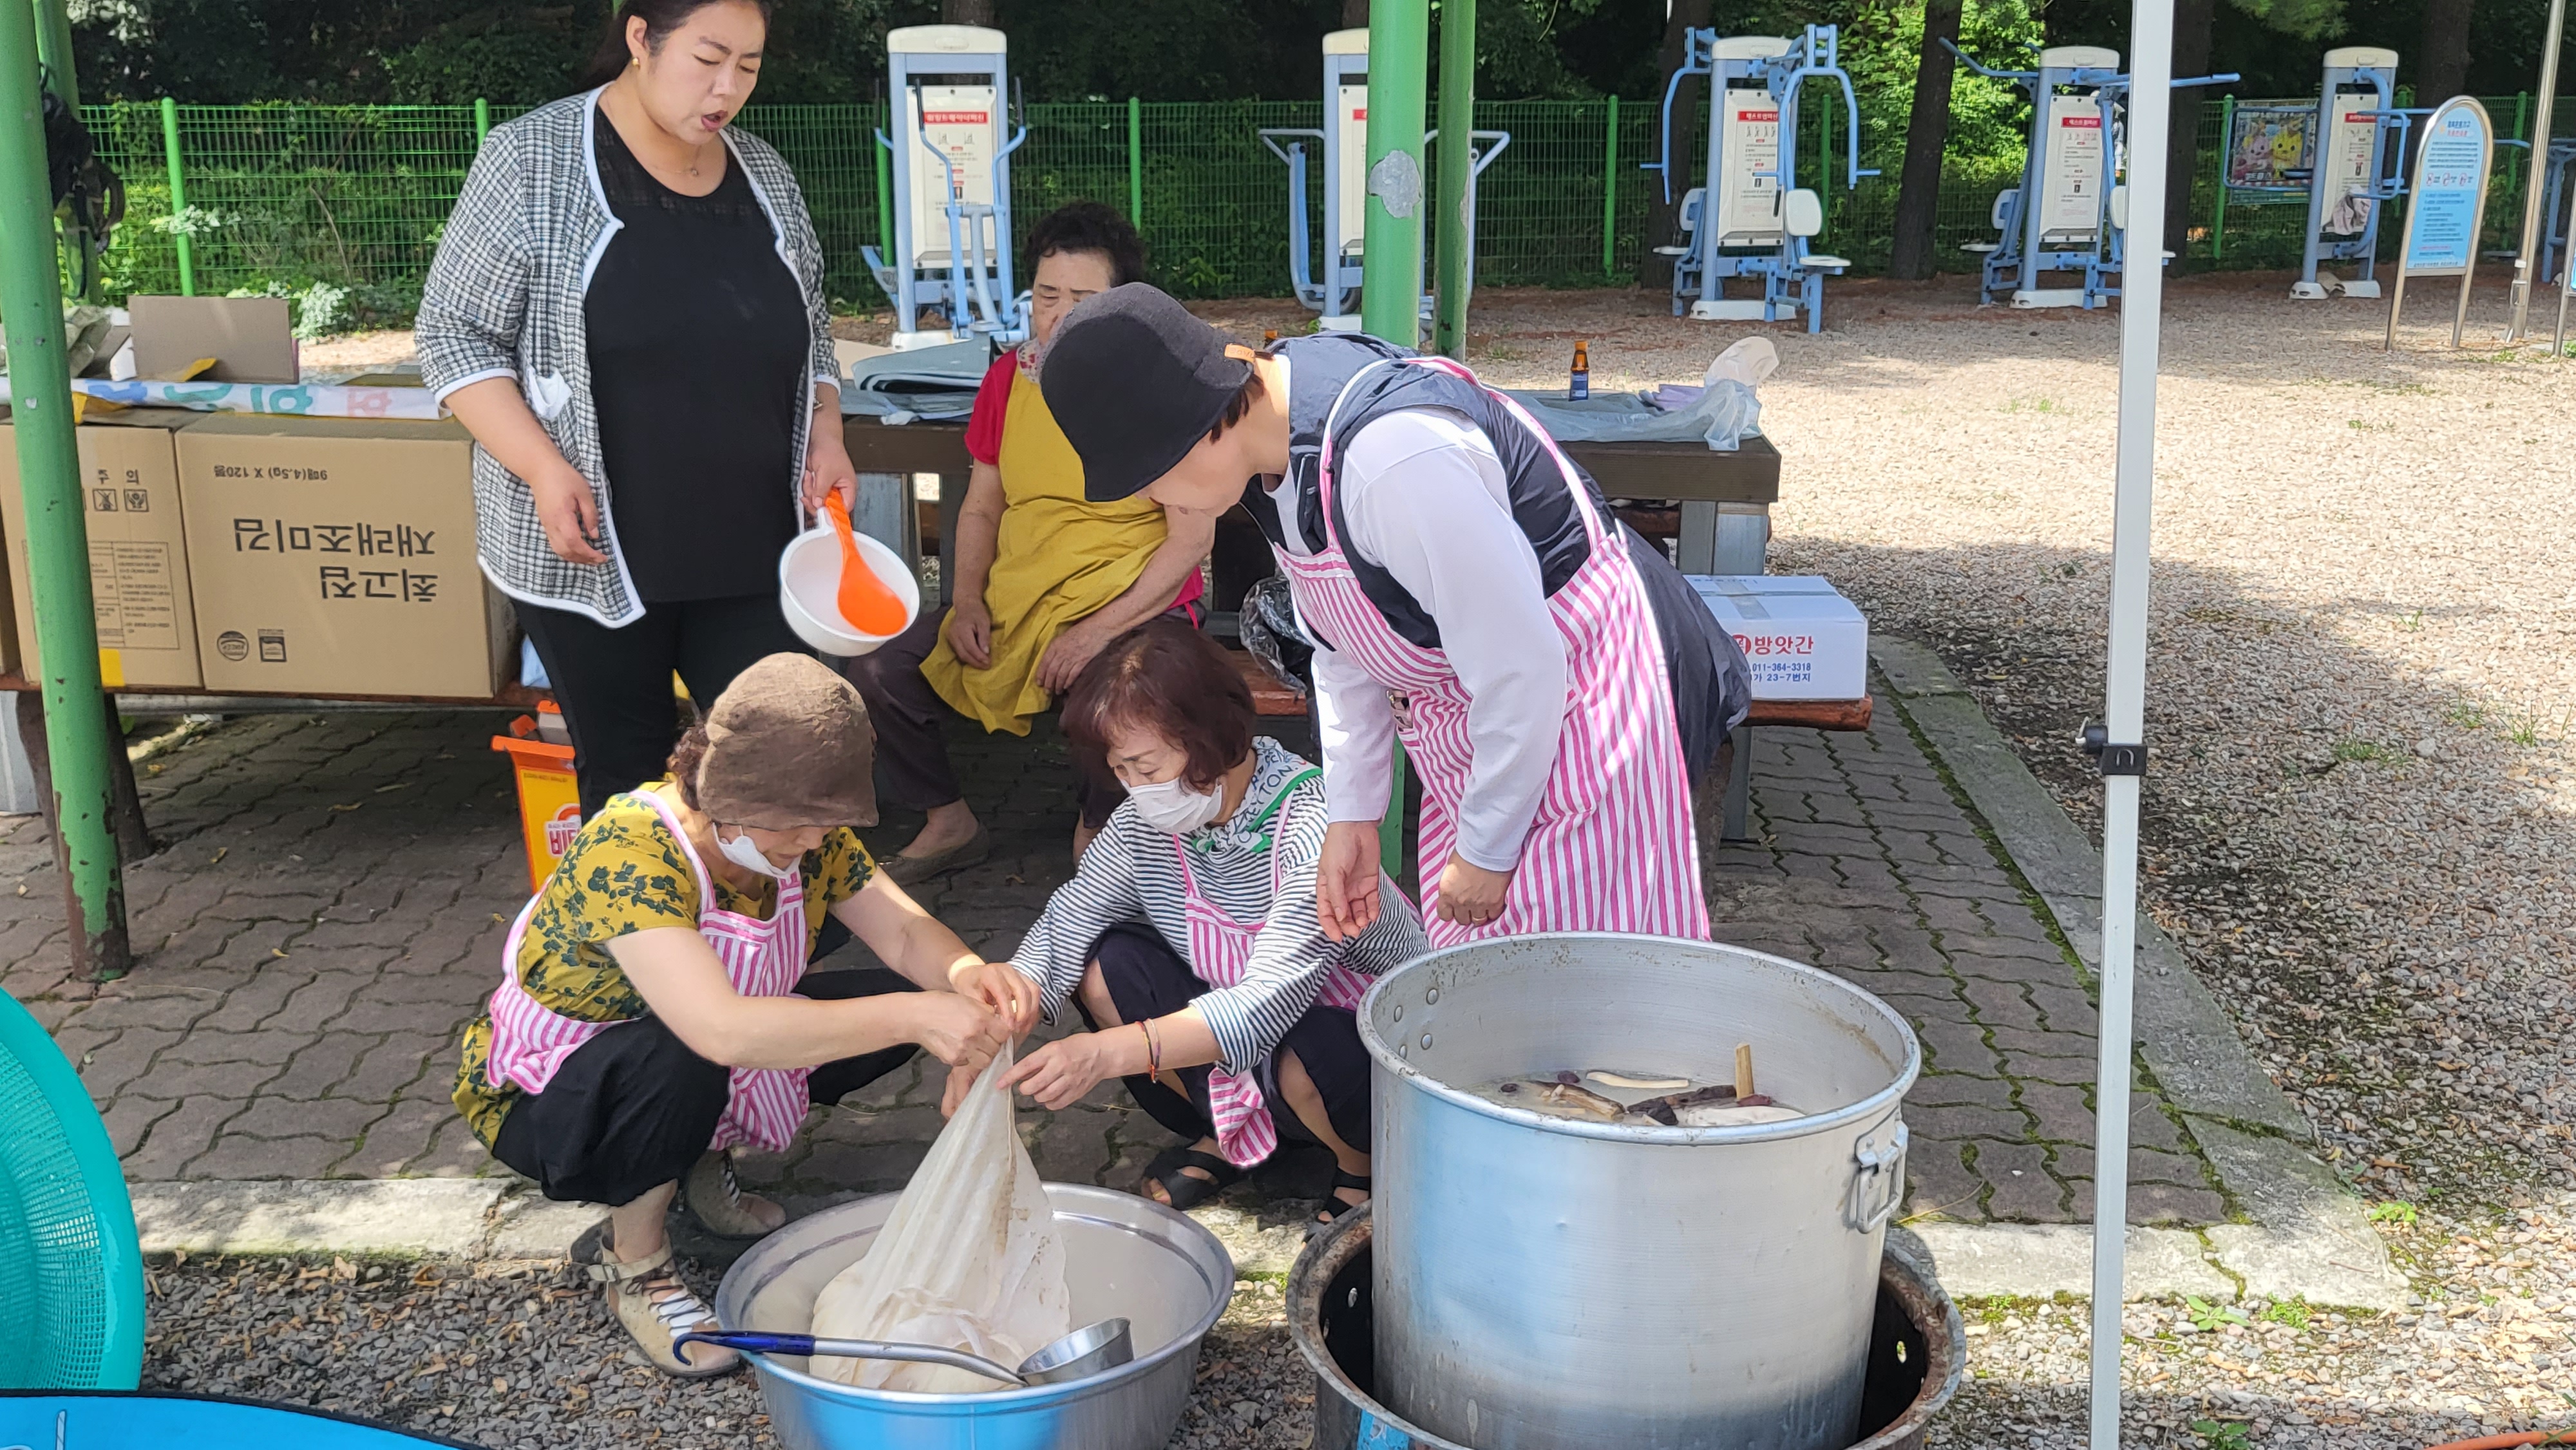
[7, 685, 2228, 1229]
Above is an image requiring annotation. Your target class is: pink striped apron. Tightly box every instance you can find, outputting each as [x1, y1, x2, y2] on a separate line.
[1175, 768, 1372, 1167]
[1274, 355, 1710, 948]
[483, 789, 814, 1153]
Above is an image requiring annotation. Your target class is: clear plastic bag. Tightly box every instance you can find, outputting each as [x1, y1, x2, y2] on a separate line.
[808, 1046, 1071, 1392]
[1507, 337, 1780, 452]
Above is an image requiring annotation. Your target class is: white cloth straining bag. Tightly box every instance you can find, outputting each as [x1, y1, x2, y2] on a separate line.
[808, 1045, 1071, 1391]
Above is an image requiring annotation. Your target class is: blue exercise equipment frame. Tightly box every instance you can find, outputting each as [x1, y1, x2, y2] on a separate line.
[1947, 42, 2235, 309]
[862, 25, 1029, 348]
[1647, 25, 1873, 334]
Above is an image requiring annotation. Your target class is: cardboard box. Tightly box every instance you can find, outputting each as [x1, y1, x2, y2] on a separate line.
[176, 415, 511, 698]
[1689, 575, 1869, 701]
[0, 408, 205, 688]
[127, 295, 298, 383]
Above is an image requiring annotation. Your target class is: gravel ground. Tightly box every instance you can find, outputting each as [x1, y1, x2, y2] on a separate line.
[159, 278, 2573, 1444]
[138, 1250, 1309, 1450]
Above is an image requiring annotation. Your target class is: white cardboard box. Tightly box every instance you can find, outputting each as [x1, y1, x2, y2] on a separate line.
[1689, 574, 1869, 701]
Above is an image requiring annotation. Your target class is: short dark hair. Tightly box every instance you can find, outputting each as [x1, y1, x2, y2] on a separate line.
[1063, 620, 1253, 795]
[578, 0, 773, 91]
[1207, 369, 1267, 442]
[1027, 200, 1149, 288]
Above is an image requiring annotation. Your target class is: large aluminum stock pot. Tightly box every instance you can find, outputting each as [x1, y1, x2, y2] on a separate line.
[1360, 934, 1922, 1450]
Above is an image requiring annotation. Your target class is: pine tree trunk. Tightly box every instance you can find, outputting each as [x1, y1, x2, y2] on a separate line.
[1888, 0, 1965, 280]
[1343, 0, 1370, 28]
[943, 0, 996, 26]
[2161, 0, 2220, 266]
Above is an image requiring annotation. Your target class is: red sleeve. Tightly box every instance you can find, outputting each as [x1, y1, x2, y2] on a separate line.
[963, 352, 1017, 466]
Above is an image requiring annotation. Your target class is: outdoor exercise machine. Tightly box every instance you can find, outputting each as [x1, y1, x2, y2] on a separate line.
[1258, 28, 1511, 331]
[863, 25, 1028, 351]
[2290, 47, 2406, 300]
[1947, 42, 2235, 308]
[1646, 25, 1872, 332]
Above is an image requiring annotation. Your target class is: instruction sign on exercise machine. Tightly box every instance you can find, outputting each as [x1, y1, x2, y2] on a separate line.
[2385, 96, 2494, 350]
[1717, 88, 1784, 247]
[2039, 95, 2107, 244]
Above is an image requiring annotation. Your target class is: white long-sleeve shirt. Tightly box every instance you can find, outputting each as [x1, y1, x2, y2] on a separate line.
[1263, 406, 1569, 872]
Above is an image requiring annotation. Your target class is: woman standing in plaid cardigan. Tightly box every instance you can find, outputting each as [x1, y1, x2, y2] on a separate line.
[419, 0, 856, 820]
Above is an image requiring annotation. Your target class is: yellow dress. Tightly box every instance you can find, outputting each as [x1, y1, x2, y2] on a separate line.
[920, 369, 1175, 734]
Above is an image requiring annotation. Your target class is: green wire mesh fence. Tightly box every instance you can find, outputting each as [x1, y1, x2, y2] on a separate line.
[76, 93, 2576, 321]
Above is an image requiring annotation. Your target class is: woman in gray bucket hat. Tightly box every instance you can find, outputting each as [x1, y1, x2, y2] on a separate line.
[453, 654, 1040, 1379]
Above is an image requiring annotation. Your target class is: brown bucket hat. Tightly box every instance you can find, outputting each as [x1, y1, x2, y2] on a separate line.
[694, 654, 878, 830]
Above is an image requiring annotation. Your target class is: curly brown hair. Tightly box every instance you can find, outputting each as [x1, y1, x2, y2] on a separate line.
[1062, 621, 1254, 795]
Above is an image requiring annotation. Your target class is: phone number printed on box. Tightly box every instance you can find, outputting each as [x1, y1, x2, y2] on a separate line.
[1731, 630, 1821, 688]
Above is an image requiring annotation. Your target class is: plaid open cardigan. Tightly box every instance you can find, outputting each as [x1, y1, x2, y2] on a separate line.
[416, 90, 840, 627]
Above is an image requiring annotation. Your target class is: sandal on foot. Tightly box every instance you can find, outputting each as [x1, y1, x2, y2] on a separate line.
[682, 1149, 785, 1240]
[1141, 1144, 1242, 1212]
[1312, 1169, 1370, 1229]
[571, 1221, 737, 1379]
[878, 825, 991, 887]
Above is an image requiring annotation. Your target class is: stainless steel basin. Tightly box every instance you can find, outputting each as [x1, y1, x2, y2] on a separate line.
[710, 1183, 1235, 1450]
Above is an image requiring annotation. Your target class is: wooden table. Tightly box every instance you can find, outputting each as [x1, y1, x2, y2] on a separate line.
[839, 415, 1783, 583]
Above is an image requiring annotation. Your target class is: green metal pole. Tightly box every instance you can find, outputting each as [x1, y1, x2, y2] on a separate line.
[1126, 96, 1142, 226]
[1601, 95, 1620, 276]
[30, 0, 71, 105]
[874, 106, 894, 269]
[474, 97, 491, 145]
[2211, 94, 2233, 263]
[160, 97, 193, 296]
[1360, 0, 1429, 343]
[0, 0, 128, 981]
[1430, 0, 1473, 358]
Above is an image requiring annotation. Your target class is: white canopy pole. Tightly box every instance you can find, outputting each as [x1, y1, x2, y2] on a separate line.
[2088, 0, 2173, 1440]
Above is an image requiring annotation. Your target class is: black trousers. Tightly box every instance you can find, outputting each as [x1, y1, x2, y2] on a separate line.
[489, 968, 919, 1206]
[518, 592, 810, 820]
[1078, 923, 1369, 1155]
[838, 602, 1201, 830]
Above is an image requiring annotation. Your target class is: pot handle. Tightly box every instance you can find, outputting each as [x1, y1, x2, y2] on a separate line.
[1846, 1117, 1910, 1233]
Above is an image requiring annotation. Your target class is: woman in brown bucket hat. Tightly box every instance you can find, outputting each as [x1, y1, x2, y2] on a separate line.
[452, 654, 1037, 1378]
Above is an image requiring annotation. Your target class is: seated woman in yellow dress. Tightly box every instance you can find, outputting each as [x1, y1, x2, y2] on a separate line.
[842, 202, 1213, 880]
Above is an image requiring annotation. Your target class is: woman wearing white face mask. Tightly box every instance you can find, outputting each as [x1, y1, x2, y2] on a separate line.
[453, 655, 1030, 1378]
[998, 622, 1426, 1223]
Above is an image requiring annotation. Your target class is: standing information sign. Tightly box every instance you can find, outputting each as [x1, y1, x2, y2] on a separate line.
[2384, 97, 2495, 350]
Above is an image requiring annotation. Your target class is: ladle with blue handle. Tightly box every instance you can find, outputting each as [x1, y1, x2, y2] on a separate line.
[674, 1317, 1133, 1387]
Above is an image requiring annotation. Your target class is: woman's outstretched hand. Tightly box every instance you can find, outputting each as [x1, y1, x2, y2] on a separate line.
[999, 1033, 1120, 1111]
[950, 959, 1044, 1037]
[1316, 820, 1384, 943]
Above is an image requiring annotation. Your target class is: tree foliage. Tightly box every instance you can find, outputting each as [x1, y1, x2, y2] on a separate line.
[66, 0, 2571, 113]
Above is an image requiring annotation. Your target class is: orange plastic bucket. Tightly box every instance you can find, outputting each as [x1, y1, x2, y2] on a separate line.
[492, 708, 580, 894]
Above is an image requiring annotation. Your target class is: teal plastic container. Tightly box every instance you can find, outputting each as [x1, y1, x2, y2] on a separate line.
[0, 989, 144, 1388]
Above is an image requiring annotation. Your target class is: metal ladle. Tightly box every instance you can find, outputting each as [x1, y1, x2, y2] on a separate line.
[673, 1317, 1134, 1387]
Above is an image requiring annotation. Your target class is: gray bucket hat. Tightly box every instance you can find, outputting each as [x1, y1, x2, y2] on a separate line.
[695, 654, 878, 830]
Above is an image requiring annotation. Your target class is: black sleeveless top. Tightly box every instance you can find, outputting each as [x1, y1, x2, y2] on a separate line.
[1249, 333, 1752, 773]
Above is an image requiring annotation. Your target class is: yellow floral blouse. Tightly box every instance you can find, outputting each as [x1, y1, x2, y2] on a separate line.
[451, 782, 877, 1146]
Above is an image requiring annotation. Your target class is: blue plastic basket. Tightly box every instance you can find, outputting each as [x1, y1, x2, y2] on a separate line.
[0, 990, 144, 1389]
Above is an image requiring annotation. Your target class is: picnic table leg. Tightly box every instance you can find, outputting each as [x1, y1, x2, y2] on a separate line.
[1721, 725, 1754, 842]
[935, 471, 963, 608]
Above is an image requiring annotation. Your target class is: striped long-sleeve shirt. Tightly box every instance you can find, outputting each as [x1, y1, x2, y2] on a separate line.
[1007, 737, 1427, 1072]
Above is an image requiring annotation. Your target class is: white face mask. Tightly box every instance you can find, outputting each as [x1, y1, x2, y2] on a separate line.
[1126, 775, 1227, 835]
[715, 826, 798, 881]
